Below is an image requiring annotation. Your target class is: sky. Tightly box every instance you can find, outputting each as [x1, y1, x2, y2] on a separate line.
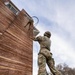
[11, 0, 75, 75]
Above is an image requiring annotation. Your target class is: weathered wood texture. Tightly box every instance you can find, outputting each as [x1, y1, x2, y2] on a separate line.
[0, 0, 33, 75]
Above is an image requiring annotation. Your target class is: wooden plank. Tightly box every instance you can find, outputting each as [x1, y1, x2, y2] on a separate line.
[6, 25, 32, 46]
[0, 68, 24, 75]
[4, 31, 32, 54]
[0, 12, 13, 25]
[0, 44, 32, 63]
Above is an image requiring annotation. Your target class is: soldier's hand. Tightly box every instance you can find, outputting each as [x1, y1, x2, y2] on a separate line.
[31, 36, 36, 40]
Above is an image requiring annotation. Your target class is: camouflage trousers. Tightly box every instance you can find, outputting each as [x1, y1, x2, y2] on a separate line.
[38, 49, 62, 75]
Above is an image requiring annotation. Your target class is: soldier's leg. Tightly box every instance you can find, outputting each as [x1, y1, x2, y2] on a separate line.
[47, 58, 62, 75]
[38, 54, 47, 75]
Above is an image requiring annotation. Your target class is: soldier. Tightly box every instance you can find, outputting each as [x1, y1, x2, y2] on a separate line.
[34, 31, 62, 75]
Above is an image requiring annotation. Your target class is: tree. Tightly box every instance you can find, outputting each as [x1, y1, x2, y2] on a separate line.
[56, 63, 75, 75]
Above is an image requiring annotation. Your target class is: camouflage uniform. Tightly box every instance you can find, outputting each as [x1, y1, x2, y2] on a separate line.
[34, 34, 62, 75]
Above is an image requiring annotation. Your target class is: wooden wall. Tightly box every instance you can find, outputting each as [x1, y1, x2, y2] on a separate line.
[0, 0, 33, 75]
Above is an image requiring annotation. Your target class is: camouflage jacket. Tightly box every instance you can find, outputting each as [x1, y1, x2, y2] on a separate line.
[34, 36, 51, 51]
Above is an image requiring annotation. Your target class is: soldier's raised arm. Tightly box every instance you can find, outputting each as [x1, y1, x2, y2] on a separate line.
[33, 36, 42, 41]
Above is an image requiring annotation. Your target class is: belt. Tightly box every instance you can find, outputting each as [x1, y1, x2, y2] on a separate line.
[41, 47, 50, 51]
[38, 52, 46, 57]
[38, 52, 52, 59]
